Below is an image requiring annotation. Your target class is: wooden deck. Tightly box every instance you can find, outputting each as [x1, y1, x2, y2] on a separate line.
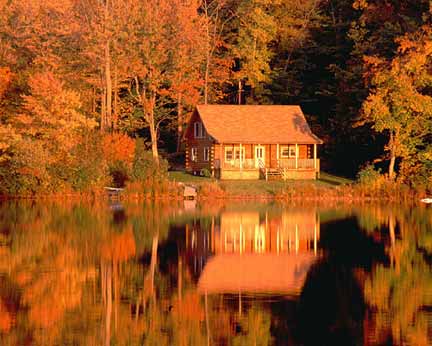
[218, 159, 320, 180]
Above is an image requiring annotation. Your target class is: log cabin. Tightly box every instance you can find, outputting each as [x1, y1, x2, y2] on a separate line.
[184, 105, 323, 179]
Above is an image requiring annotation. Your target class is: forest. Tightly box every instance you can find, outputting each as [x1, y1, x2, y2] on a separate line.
[0, 0, 432, 195]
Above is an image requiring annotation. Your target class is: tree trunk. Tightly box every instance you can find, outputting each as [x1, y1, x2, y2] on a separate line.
[143, 93, 159, 165]
[388, 132, 396, 180]
[389, 154, 396, 180]
[149, 114, 159, 165]
[204, 3, 211, 105]
[92, 87, 96, 114]
[101, 86, 107, 131]
[204, 52, 210, 104]
[113, 64, 118, 130]
[105, 40, 112, 131]
[177, 93, 183, 153]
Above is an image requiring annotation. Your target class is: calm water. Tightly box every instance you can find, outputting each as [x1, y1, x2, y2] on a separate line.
[0, 200, 431, 346]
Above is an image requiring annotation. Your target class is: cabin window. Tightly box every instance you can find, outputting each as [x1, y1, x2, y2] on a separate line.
[234, 147, 245, 160]
[191, 147, 198, 162]
[204, 147, 210, 161]
[281, 145, 296, 158]
[225, 147, 233, 161]
[194, 122, 205, 138]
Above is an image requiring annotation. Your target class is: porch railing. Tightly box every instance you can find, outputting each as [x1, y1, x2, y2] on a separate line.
[219, 158, 319, 170]
[278, 158, 317, 170]
[223, 159, 256, 169]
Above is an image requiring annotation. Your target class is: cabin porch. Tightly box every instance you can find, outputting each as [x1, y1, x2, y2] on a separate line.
[213, 143, 320, 180]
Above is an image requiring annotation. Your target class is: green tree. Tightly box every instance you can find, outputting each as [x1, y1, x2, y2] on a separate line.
[233, 0, 278, 102]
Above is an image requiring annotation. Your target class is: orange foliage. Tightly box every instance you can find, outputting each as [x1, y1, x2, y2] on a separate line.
[17, 71, 96, 154]
[0, 67, 12, 99]
[102, 133, 136, 166]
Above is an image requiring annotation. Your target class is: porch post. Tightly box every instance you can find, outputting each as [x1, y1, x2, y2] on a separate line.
[239, 143, 243, 172]
[295, 143, 298, 169]
[313, 144, 317, 171]
[276, 143, 279, 166]
[220, 143, 223, 168]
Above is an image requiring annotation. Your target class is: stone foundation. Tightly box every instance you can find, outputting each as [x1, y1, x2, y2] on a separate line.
[220, 169, 260, 180]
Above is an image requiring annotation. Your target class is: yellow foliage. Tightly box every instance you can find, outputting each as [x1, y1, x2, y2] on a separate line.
[352, 0, 368, 10]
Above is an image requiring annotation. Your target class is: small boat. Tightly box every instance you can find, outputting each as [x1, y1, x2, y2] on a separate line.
[420, 198, 432, 204]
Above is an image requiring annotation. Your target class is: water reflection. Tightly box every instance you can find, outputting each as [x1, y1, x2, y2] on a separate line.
[0, 201, 431, 345]
[190, 209, 320, 296]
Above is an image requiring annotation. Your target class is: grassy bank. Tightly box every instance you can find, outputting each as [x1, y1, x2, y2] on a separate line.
[168, 171, 425, 202]
[168, 170, 353, 198]
[2, 170, 425, 202]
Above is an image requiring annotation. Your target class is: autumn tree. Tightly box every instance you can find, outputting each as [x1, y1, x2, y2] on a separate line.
[16, 71, 96, 155]
[124, 0, 181, 164]
[76, 0, 135, 132]
[169, 0, 205, 152]
[360, 26, 432, 180]
[200, 0, 234, 104]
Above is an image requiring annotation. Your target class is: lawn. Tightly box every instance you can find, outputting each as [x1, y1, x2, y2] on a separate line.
[168, 170, 353, 197]
[168, 171, 215, 184]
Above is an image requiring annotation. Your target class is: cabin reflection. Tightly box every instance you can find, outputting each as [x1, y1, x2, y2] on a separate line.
[184, 208, 320, 295]
[215, 210, 319, 255]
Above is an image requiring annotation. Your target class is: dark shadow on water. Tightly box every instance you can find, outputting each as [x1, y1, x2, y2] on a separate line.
[270, 217, 388, 346]
[295, 262, 364, 346]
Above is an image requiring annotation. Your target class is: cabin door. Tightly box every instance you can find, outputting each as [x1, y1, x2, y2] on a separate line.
[254, 145, 265, 168]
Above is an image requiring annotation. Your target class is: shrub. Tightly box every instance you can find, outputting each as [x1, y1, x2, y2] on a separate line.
[357, 164, 382, 186]
[58, 132, 108, 191]
[132, 139, 168, 182]
[0, 138, 51, 195]
[130, 139, 169, 195]
[200, 168, 211, 178]
[198, 181, 225, 199]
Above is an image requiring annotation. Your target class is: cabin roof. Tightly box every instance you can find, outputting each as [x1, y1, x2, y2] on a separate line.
[197, 253, 317, 294]
[195, 105, 323, 144]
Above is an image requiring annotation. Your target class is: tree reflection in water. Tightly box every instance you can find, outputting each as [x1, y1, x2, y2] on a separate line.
[0, 201, 431, 345]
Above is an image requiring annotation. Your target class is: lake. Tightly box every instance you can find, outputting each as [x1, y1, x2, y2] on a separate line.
[0, 200, 431, 346]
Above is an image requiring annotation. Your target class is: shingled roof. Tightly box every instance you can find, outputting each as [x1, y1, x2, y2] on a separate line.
[195, 105, 323, 144]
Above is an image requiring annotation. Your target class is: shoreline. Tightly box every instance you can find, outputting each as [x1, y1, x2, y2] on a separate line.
[0, 184, 426, 204]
